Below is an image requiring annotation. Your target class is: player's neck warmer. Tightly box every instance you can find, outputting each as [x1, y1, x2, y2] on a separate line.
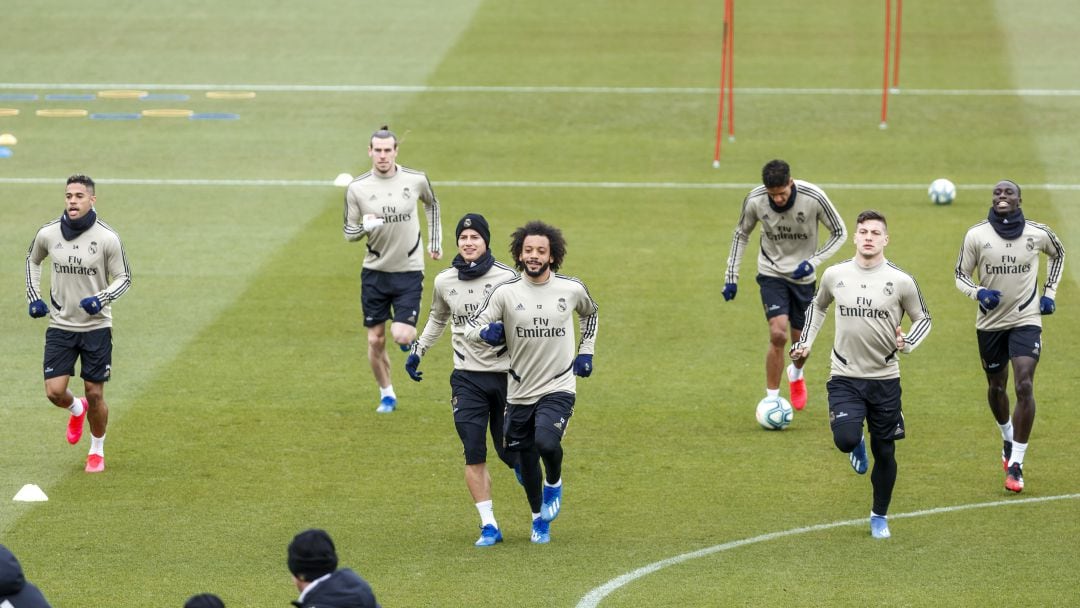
[768, 183, 796, 213]
[988, 206, 1025, 240]
[453, 250, 495, 280]
[60, 208, 97, 241]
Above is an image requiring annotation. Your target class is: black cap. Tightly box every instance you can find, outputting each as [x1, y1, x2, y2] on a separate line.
[287, 529, 338, 581]
[184, 593, 225, 608]
[455, 213, 491, 247]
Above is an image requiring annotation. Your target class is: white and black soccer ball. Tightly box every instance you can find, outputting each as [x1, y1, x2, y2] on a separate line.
[755, 396, 794, 430]
[928, 178, 956, 205]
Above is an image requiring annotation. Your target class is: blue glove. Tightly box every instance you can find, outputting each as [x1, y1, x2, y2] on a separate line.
[791, 260, 814, 280]
[1040, 296, 1055, 315]
[722, 283, 737, 302]
[976, 288, 1002, 310]
[28, 299, 49, 318]
[80, 296, 103, 315]
[573, 354, 593, 377]
[479, 322, 505, 346]
[404, 354, 423, 382]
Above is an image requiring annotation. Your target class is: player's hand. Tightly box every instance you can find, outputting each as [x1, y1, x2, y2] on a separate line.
[479, 322, 505, 346]
[722, 283, 737, 302]
[791, 260, 814, 280]
[404, 354, 423, 382]
[573, 354, 593, 377]
[895, 325, 906, 350]
[28, 299, 49, 318]
[977, 288, 1002, 310]
[789, 344, 810, 361]
[362, 214, 384, 232]
[430, 250, 442, 261]
[1040, 296, 1056, 315]
[79, 296, 102, 315]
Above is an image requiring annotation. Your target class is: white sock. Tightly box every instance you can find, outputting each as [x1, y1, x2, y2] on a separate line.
[532, 513, 541, 521]
[476, 500, 497, 528]
[89, 434, 105, 457]
[999, 421, 1014, 442]
[765, 388, 780, 398]
[1010, 441, 1028, 466]
[786, 364, 804, 382]
[871, 511, 886, 519]
[380, 385, 396, 400]
[68, 397, 85, 417]
[544, 478, 562, 489]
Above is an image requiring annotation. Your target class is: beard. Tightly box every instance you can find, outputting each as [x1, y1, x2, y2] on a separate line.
[524, 262, 550, 278]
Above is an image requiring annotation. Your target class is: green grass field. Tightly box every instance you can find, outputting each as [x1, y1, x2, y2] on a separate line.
[2, 1, 1079, 606]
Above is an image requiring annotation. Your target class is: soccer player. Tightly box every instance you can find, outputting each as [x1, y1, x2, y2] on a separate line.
[790, 210, 931, 539]
[954, 180, 1064, 493]
[25, 174, 132, 473]
[343, 125, 442, 413]
[465, 221, 598, 544]
[723, 159, 847, 411]
[404, 213, 519, 547]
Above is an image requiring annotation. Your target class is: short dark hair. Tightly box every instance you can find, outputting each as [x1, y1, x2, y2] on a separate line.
[1002, 179, 1022, 197]
[761, 159, 791, 188]
[369, 124, 398, 149]
[67, 174, 95, 194]
[856, 209, 887, 229]
[510, 220, 567, 273]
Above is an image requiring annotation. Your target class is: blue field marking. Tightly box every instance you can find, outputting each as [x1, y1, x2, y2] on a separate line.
[44, 93, 95, 101]
[575, 493, 1080, 608]
[0, 147, 12, 158]
[0, 93, 37, 101]
[140, 93, 190, 101]
[89, 113, 141, 121]
[189, 112, 239, 120]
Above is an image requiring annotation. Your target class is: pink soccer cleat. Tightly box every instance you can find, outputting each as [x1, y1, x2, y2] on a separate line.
[67, 398, 88, 444]
[789, 378, 807, 411]
[85, 454, 105, 473]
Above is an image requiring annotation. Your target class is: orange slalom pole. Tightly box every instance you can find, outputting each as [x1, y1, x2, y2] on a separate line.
[880, 0, 891, 128]
[892, 0, 903, 89]
[713, 0, 732, 166]
[725, 0, 735, 141]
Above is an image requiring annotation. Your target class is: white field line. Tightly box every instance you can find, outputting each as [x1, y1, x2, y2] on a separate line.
[576, 493, 1080, 608]
[3, 82, 1080, 97]
[3, 177, 1080, 192]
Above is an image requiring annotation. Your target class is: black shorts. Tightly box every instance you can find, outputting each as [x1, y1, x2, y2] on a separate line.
[977, 325, 1042, 373]
[756, 274, 815, 330]
[450, 369, 509, 466]
[504, 392, 576, 452]
[827, 376, 905, 441]
[43, 327, 113, 382]
[360, 268, 423, 327]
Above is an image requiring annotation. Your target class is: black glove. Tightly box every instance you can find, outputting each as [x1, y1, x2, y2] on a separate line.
[405, 354, 423, 382]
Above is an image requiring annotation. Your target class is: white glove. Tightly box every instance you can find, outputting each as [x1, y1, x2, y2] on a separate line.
[362, 214, 385, 232]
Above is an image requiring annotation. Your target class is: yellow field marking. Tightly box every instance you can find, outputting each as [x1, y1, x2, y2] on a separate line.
[205, 91, 256, 100]
[97, 89, 148, 99]
[0, 108, 21, 117]
[141, 109, 194, 118]
[35, 109, 89, 117]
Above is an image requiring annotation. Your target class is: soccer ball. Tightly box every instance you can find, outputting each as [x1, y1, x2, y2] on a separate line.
[755, 396, 794, 430]
[928, 178, 956, 205]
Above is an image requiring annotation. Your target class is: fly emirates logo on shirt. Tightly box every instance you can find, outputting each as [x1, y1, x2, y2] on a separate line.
[838, 296, 891, 319]
[516, 314, 568, 338]
[52, 242, 99, 276]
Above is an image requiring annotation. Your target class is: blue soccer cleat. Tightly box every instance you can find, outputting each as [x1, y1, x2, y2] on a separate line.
[870, 514, 891, 539]
[376, 396, 397, 414]
[540, 484, 562, 522]
[474, 524, 503, 547]
[849, 435, 869, 475]
[530, 517, 550, 544]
